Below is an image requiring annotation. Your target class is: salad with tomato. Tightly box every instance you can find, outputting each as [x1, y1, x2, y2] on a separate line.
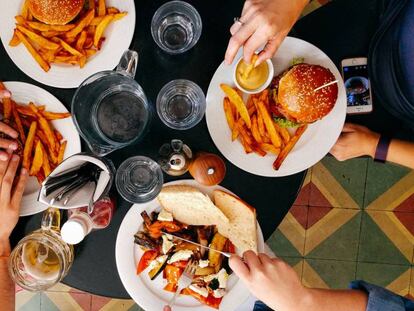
[134, 209, 236, 309]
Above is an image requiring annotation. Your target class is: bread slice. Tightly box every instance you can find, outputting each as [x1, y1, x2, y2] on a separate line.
[157, 185, 229, 226]
[213, 190, 258, 253]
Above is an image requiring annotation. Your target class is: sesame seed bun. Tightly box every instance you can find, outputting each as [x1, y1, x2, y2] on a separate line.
[277, 64, 338, 123]
[28, 0, 84, 25]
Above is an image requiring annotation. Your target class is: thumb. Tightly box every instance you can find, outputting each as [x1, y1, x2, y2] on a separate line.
[229, 255, 250, 281]
[0, 90, 11, 99]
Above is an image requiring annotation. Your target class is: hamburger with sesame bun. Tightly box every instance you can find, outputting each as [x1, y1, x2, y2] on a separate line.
[270, 63, 338, 125]
[28, 0, 85, 25]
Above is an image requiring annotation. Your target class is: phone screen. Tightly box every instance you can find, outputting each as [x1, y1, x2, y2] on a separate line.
[343, 64, 372, 107]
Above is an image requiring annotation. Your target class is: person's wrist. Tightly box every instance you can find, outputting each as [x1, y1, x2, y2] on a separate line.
[0, 237, 11, 257]
[295, 286, 315, 310]
[365, 132, 380, 158]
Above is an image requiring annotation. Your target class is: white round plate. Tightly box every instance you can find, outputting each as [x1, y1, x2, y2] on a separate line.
[4, 82, 81, 216]
[116, 179, 265, 311]
[206, 37, 346, 177]
[0, 0, 136, 89]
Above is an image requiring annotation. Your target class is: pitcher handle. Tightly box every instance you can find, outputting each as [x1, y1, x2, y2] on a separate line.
[41, 207, 61, 233]
[116, 50, 138, 78]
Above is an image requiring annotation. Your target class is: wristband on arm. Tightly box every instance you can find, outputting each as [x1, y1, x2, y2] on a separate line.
[374, 135, 391, 163]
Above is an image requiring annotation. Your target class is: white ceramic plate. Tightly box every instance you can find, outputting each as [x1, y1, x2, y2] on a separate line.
[4, 82, 81, 216]
[116, 179, 265, 311]
[0, 0, 136, 88]
[206, 37, 347, 177]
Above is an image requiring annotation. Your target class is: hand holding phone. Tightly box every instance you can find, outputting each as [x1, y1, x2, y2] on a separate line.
[341, 58, 373, 114]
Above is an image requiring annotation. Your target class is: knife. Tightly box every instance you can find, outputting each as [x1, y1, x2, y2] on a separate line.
[161, 231, 232, 258]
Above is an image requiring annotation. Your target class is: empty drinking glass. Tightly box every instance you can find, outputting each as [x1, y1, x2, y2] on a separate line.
[151, 0, 202, 54]
[115, 156, 164, 204]
[156, 79, 206, 130]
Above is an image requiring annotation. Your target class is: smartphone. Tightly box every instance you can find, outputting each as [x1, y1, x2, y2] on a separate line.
[341, 58, 373, 114]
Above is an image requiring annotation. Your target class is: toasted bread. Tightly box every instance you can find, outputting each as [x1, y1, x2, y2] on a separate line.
[157, 185, 229, 226]
[213, 190, 258, 253]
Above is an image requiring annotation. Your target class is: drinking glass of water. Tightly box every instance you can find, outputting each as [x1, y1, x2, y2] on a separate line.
[151, 0, 202, 54]
[156, 79, 206, 130]
[71, 50, 151, 156]
[115, 156, 164, 204]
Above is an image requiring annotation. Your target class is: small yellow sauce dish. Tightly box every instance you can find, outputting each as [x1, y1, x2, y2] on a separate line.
[233, 57, 274, 94]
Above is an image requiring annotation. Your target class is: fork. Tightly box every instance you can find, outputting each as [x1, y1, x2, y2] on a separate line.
[167, 259, 197, 308]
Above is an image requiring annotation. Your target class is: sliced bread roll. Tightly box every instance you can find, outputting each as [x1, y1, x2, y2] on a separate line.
[213, 190, 258, 253]
[157, 185, 229, 226]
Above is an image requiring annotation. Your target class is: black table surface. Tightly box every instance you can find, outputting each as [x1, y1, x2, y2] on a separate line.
[4, 0, 396, 300]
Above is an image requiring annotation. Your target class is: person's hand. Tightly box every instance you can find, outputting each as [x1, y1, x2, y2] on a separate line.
[229, 251, 311, 311]
[0, 90, 11, 99]
[163, 306, 171, 311]
[225, 0, 308, 65]
[0, 154, 28, 242]
[330, 123, 380, 161]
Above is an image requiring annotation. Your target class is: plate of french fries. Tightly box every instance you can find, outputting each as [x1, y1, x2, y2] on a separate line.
[206, 37, 346, 177]
[0, 81, 81, 216]
[0, 0, 135, 88]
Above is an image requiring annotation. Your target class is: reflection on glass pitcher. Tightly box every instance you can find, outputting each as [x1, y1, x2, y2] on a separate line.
[71, 50, 152, 156]
[8, 208, 74, 291]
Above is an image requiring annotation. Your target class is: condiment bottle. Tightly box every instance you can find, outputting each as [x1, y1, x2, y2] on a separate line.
[189, 153, 226, 186]
[60, 197, 115, 245]
[158, 139, 193, 176]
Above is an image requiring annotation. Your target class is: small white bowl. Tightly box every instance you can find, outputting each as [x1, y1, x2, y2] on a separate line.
[233, 57, 274, 94]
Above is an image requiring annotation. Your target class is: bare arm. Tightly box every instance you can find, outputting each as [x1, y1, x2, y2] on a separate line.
[330, 123, 414, 169]
[229, 251, 368, 311]
[0, 239, 14, 311]
[386, 139, 414, 169]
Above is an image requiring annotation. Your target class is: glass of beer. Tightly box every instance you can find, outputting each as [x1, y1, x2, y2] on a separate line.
[8, 208, 74, 291]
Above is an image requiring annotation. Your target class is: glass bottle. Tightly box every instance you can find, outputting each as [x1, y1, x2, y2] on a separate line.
[60, 197, 115, 245]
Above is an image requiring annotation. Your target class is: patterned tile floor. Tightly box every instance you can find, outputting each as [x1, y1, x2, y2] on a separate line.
[15, 155, 414, 310]
[19, 1, 414, 310]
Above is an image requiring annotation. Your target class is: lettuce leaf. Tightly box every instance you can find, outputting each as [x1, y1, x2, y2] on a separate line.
[274, 117, 299, 128]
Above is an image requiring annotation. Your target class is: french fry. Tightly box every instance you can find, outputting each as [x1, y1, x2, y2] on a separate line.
[241, 54, 258, 80]
[27, 22, 75, 32]
[239, 135, 252, 154]
[232, 118, 244, 141]
[41, 111, 71, 121]
[76, 30, 87, 51]
[54, 130, 63, 141]
[15, 30, 50, 72]
[57, 140, 67, 163]
[260, 143, 280, 155]
[273, 125, 308, 170]
[65, 9, 95, 38]
[55, 38, 83, 57]
[251, 115, 262, 144]
[79, 55, 87, 68]
[9, 30, 21, 47]
[2, 94, 12, 122]
[223, 97, 235, 131]
[40, 142, 51, 177]
[246, 95, 255, 109]
[23, 121, 37, 169]
[85, 48, 97, 57]
[89, 0, 95, 10]
[251, 144, 266, 157]
[29, 141, 43, 176]
[36, 172, 45, 184]
[90, 16, 104, 26]
[273, 122, 290, 144]
[98, 0, 106, 16]
[256, 99, 281, 148]
[41, 30, 64, 38]
[27, 10, 33, 21]
[54, 56, 79, 64]
[94, 15, 113, 47]
[113, 12, 127, 21]
[16, 25, 60, 50]
[14, 15, 27, 26]
[257, 110, 266, 137]
[220, 84, 251, 128]
[21, 0, 29, 19]
[107, 7, 120, 14]
[11, 101, 26, 143]
[248, 105, 256, 116]
[29, 103, 56, 152]
[238, 123, 254, 146]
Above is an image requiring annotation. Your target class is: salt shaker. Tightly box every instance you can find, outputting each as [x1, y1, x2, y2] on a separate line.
[158, 139, 193, 176]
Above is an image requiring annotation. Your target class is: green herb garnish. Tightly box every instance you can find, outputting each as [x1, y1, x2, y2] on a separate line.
[291, 57, 305, 66]
[274, 117, 299, 128]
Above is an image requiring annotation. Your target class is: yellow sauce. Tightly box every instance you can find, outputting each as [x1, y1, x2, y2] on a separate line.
[236, 60, 269, 91]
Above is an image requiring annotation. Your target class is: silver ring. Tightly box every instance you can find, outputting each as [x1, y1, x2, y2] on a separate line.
[233, 17, 244, 26]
